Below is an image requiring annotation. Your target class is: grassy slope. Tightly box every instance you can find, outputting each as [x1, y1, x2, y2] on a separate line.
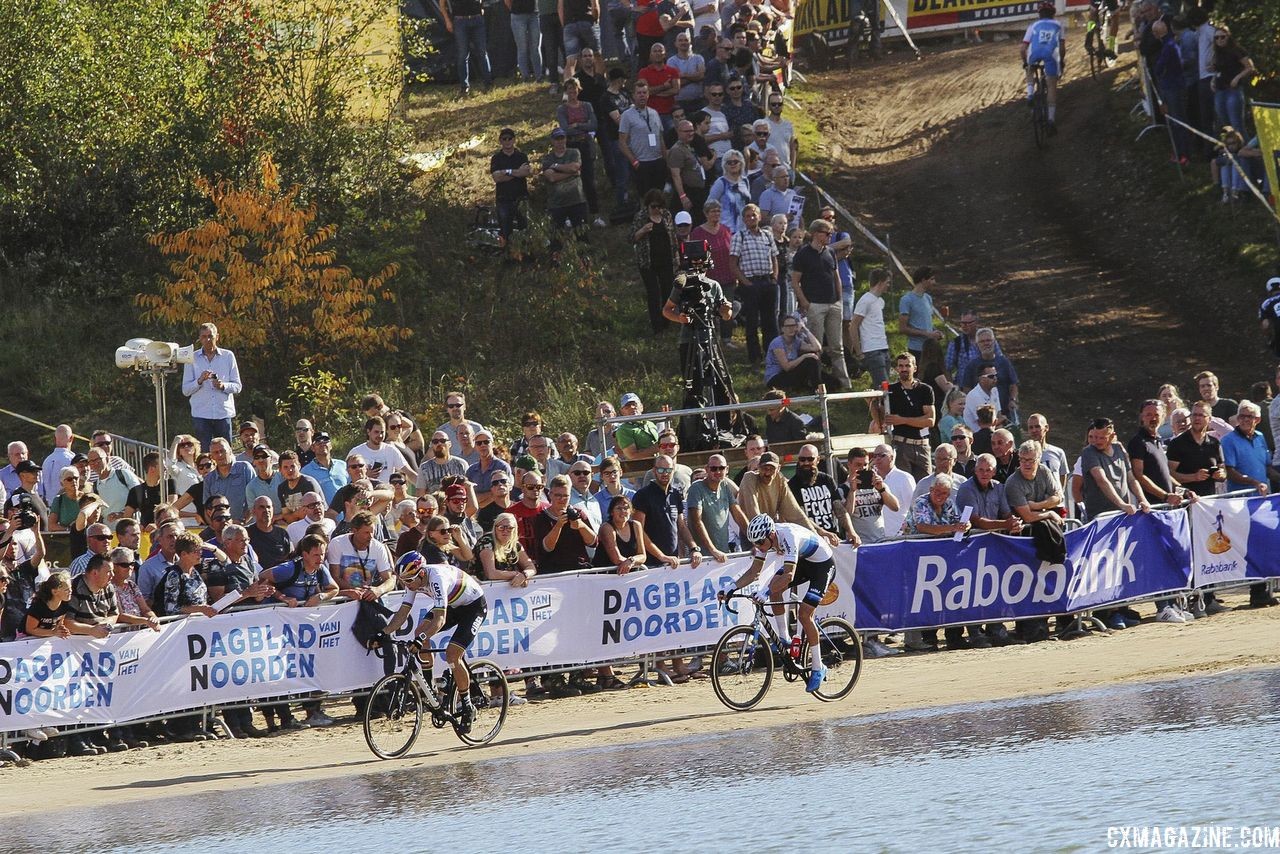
[6, 63, 1277, 455]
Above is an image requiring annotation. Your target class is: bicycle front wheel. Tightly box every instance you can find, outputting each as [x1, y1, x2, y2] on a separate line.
[812, 617, 864, 702]
[711, 625, 774, 711]
[454, 658, 510, 746]
[364, 672, 424, 759]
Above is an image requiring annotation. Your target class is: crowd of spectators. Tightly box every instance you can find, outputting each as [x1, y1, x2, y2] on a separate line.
[5, 4, 1280, 764]
[1132, 1, 1268, 198]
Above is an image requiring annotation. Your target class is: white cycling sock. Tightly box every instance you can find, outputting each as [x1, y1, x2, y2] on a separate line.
[810, 644, 824, 671]
[1048, 105, 1056, 122]
[1026, 83, 1034, 99]
[771, 611, 790, 644]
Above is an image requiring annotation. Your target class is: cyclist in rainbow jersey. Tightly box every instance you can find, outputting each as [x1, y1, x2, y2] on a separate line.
[720, 515, 836, 693]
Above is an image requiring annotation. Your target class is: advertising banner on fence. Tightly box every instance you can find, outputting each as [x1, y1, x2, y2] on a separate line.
[0, 562, 757, 729]
[850, 510, 1192, 631]
[1189, 494, 1280, 585]
[1252, 104, 1280, 211]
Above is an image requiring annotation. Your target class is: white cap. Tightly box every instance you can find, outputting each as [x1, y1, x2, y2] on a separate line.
[674, 211, 693, 226]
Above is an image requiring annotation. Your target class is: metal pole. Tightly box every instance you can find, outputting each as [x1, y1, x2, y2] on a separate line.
[152, 368, 169, 503]
[818, 384, 835, 480]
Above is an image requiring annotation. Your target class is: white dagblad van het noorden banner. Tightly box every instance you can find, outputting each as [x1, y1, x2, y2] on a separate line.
[0, 560, 772, 730]
[1189, 493, 1280, 585]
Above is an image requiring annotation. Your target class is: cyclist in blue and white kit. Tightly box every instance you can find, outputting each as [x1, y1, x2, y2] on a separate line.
[720, 514, 836, 693]
[1022, 1, 1067, 132]
[386, 551, 488, 723]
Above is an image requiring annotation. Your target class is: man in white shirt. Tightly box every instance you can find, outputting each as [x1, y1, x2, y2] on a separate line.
[347, 416, 416, 482]
[850, 267, 891, 389]
[326, 510, 394, 593]
[964, 369, 1003, 432]
[181, 322, 243, 452]
[38, 425, 76, 504]
[763, 93, 796, 172]
[873, 443, 915, 537]
[286, 491, 335, 547]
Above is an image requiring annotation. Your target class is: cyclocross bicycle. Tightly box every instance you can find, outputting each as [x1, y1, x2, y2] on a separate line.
[710, 593, 863, 711]
[363, 639, 510, 758]
[1028, 61, 1050, 149]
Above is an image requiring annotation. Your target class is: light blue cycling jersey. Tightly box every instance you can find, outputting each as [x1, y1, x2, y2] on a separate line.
[751, 522, 832, 565]
[1023, 19, 1064, 62]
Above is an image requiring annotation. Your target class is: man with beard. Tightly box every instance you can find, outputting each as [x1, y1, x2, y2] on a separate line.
[417, 431, 469, 494]
[788, 444, 854, 543]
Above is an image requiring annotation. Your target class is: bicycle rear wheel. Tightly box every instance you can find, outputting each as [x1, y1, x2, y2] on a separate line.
[711, 625, 774, 711]
[364, 672, 424, 759]
[1031, 77, 1049, 149]
[811, 617, 864, 702]
[453, 658, 510, 746]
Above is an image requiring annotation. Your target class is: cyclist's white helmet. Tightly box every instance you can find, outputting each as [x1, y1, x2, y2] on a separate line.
[1267, 276, 1280, 294]
[746, 514, 776, 544]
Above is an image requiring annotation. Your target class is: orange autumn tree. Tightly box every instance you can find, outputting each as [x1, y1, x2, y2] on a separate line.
[140, 154, 409, 398]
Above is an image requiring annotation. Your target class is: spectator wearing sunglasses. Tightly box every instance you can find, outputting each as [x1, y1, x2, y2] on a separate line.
[68, 523, 113, 578]
[466, 430, 512, 501]
[687, 453, 748, 559]
[301, 432, 348, 506]
[436, 391, 486, 450]
[416, 431, 468, 495]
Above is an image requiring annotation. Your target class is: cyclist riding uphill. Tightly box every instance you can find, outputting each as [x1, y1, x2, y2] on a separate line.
[1022, 1, 1066, 132]
[386, 550, 488, 722]
[718, 514, 845, 694]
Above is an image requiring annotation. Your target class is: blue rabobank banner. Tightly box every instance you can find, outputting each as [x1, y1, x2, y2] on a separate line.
[851, 510, 1193, 631]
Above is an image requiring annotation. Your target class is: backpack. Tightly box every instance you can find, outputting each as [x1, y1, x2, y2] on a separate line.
[351, 598, 397, 677]
[151, 567, 195, 617]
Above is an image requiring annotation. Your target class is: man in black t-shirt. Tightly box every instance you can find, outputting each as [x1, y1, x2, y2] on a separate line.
[788, 444, 851, 539]
[789, 219, 850, 389]
[1167, 401, 1228, 497]
[247, 496, 292, 570]
[885, 352, 935, 480]
[491, 128, 532, 251]
[763, 388, 807, 444]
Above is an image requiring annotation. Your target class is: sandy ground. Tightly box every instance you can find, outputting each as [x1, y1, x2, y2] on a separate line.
[2, 591, 1276, 814]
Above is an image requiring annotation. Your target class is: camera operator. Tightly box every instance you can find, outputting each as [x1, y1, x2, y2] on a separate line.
[662, 239, 735, 371]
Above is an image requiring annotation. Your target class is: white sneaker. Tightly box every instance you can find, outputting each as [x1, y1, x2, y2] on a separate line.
[506, 693, 528, 706]
[1179, 608, 1198, 621]
[1156, 606, 1187, 624]
[592, 216, 607, 227]
[24, 729, 47, 744]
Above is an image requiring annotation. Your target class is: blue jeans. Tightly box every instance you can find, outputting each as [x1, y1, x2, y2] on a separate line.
[510, 12, 541, 81]
[1214, 86, 1244, 134]
[193, 417, 232, 452]
[562, 20, 600, 57]
[453, 16, 492, 89]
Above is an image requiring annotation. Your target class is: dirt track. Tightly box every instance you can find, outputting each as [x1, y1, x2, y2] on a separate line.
[802, 39, 1265, 432]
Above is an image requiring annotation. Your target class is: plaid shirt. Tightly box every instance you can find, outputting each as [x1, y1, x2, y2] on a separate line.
[730, 226, 777, 279]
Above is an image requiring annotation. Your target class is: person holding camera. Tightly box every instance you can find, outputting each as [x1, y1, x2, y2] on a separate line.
[535, 475, 597, 572]
[182, 322, 243, 453]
